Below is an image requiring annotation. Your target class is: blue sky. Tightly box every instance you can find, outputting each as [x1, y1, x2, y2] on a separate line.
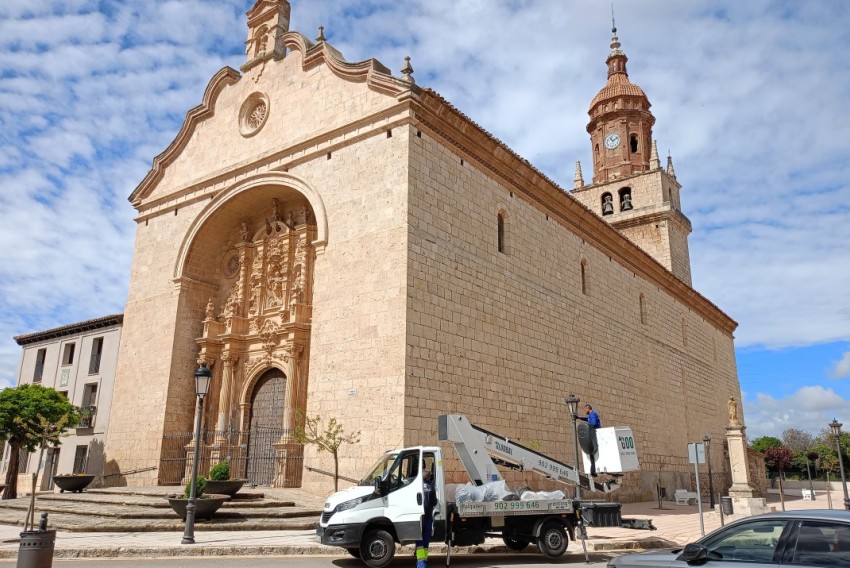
[1, 1, 849, 440]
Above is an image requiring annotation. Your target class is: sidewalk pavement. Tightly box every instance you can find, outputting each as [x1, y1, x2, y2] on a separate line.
[0, 489, 833, 559]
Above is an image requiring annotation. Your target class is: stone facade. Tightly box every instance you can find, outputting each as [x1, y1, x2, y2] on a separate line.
[104, 1, 742, 501]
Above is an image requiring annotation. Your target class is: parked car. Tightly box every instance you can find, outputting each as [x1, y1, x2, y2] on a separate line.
[607, 510, 850, 567]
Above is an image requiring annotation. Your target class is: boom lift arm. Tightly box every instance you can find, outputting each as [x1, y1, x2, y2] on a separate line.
[438, 414, 621, 494]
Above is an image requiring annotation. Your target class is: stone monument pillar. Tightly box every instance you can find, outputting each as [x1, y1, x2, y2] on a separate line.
[724, 397, 772, 517]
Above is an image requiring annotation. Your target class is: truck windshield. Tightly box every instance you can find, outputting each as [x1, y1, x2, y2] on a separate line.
[359, 452, 400, 486]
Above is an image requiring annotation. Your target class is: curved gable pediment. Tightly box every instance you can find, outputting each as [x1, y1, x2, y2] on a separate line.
[129, 33, 415, 208]
[129, 67, 240, 206]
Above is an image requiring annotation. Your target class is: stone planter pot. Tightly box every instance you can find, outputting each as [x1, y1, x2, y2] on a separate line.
[203, 479, 247, 498]
[51, 475, 95, 493]
[165, 494, 229, 520]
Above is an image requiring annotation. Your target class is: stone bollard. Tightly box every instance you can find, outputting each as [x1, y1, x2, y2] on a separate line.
[17, 512, 56, 568]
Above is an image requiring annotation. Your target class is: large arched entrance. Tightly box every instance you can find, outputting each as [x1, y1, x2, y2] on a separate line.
[158, 174, 321, 488]
[247, 368, 286, 485]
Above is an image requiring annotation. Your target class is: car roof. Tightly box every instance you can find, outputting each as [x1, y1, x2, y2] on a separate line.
[746, 510, 850, 522]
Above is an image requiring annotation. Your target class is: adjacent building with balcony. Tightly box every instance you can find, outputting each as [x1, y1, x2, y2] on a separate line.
[4, 314, 122, 491]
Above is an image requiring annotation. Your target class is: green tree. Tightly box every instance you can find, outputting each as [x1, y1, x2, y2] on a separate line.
[750, 436, 783, 454]
[0, 384, 80, 499]
[18, 413, 75, 529]
[814, 427, 850, 474]
[293, 413, 360, 492]
[782, 428, 814, 454]
[764, 446, 794, 511]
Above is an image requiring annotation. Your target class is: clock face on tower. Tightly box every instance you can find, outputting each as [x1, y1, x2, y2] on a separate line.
[604, 133, 621, 150]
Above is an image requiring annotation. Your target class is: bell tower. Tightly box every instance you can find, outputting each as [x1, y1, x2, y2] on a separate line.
[243, 0, 291, 71]
[587, 24, 654, 183]
[571, 22, 693, 286]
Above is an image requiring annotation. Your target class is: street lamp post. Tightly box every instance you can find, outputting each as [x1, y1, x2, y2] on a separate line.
[829, 418, 850, 511]
[565, 394, 582, 500]
[703, 435, 715, 509]
[181, 362, 213, 545]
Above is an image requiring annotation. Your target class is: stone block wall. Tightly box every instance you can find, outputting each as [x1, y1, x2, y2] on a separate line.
[405, 125, 740, 501]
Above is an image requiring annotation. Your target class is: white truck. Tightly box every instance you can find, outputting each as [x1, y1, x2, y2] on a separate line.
[317, 414, 650, 567]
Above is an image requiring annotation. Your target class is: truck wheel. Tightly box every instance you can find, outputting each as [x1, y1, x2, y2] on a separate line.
[347, 548, 361, 558]
[502, 535, 530, 550]
[360, 529, 395, 568]
[537, 523, 568, 558]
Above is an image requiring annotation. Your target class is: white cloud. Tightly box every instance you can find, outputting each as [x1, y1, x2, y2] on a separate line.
[1, 0, 849, 388]
[832, 352, 850, 379]
[745, 386, 850, 440]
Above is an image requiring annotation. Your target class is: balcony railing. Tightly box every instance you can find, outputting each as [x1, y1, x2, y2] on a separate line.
[77, 406, 97, 428]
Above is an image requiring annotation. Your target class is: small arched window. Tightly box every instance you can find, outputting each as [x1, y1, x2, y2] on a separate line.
[639, 293, 647, 325]
[619, 187, 633, 211]
[253, 26, 269, 57]
[630, 134, 638, 153]
[580, 259, 588, 295]
[681, 318, 688, 347]
[601, 192, 614, 216]
[497, 211, 506, 254]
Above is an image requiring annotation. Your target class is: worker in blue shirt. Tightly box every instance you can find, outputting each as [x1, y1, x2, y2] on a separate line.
[577, 404, 601, 475]
[578, 403, 601, 428]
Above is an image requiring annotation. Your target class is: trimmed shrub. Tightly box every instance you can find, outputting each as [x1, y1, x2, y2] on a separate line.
[209, 461, 230, 481]
[184, 476, 207, 498]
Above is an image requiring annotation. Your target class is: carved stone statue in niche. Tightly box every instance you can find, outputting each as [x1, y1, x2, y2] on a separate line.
[728, 397, 741, 426]
[224, 285, 240, 318]
[266, 264, 285, 308]
[205, 298, 216, 321]
[289, 265, 302, 309]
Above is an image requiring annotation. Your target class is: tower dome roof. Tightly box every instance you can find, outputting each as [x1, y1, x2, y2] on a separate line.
[588, 24, 650, 113]
[589, 73, 648, 111]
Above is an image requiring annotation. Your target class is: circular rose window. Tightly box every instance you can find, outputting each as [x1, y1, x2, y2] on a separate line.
[222, 250, 240, 278]
[239, 92, 270, 137]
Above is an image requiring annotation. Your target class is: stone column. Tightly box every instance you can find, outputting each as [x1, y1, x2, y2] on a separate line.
[215, 354, 235, 432]
[273, 345, 304, 487]
[724, 397, 771, 517]
[726, 423, 754, 498]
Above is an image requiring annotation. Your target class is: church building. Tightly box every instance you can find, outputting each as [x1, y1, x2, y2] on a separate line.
[104, 1, 742, 500]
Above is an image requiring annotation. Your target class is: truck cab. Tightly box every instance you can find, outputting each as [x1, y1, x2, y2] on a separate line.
[318, 446, 445, 566]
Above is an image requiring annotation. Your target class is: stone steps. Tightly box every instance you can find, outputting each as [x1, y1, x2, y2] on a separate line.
[0, 488, 320, 532]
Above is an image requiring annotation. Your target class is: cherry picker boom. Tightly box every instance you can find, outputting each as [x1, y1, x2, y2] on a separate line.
[438, 413, 626, 494]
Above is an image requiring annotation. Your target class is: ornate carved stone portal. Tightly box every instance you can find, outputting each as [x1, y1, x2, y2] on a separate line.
[196, 199, 315, 487]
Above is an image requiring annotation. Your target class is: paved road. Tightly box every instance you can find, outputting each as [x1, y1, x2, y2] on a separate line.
[0, 553, 617, 567]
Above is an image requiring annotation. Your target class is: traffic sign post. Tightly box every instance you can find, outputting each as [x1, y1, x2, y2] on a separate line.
[687, 443, 705, 536]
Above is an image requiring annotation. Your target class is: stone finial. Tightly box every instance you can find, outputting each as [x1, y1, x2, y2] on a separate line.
[316, 26, 326, 42]
[573, 161, 584, 189]
[650, 140, 661, 169]
[609, 8, 624, 57]
[401, 56, 415, 84]
[666, 152, 676, 178]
